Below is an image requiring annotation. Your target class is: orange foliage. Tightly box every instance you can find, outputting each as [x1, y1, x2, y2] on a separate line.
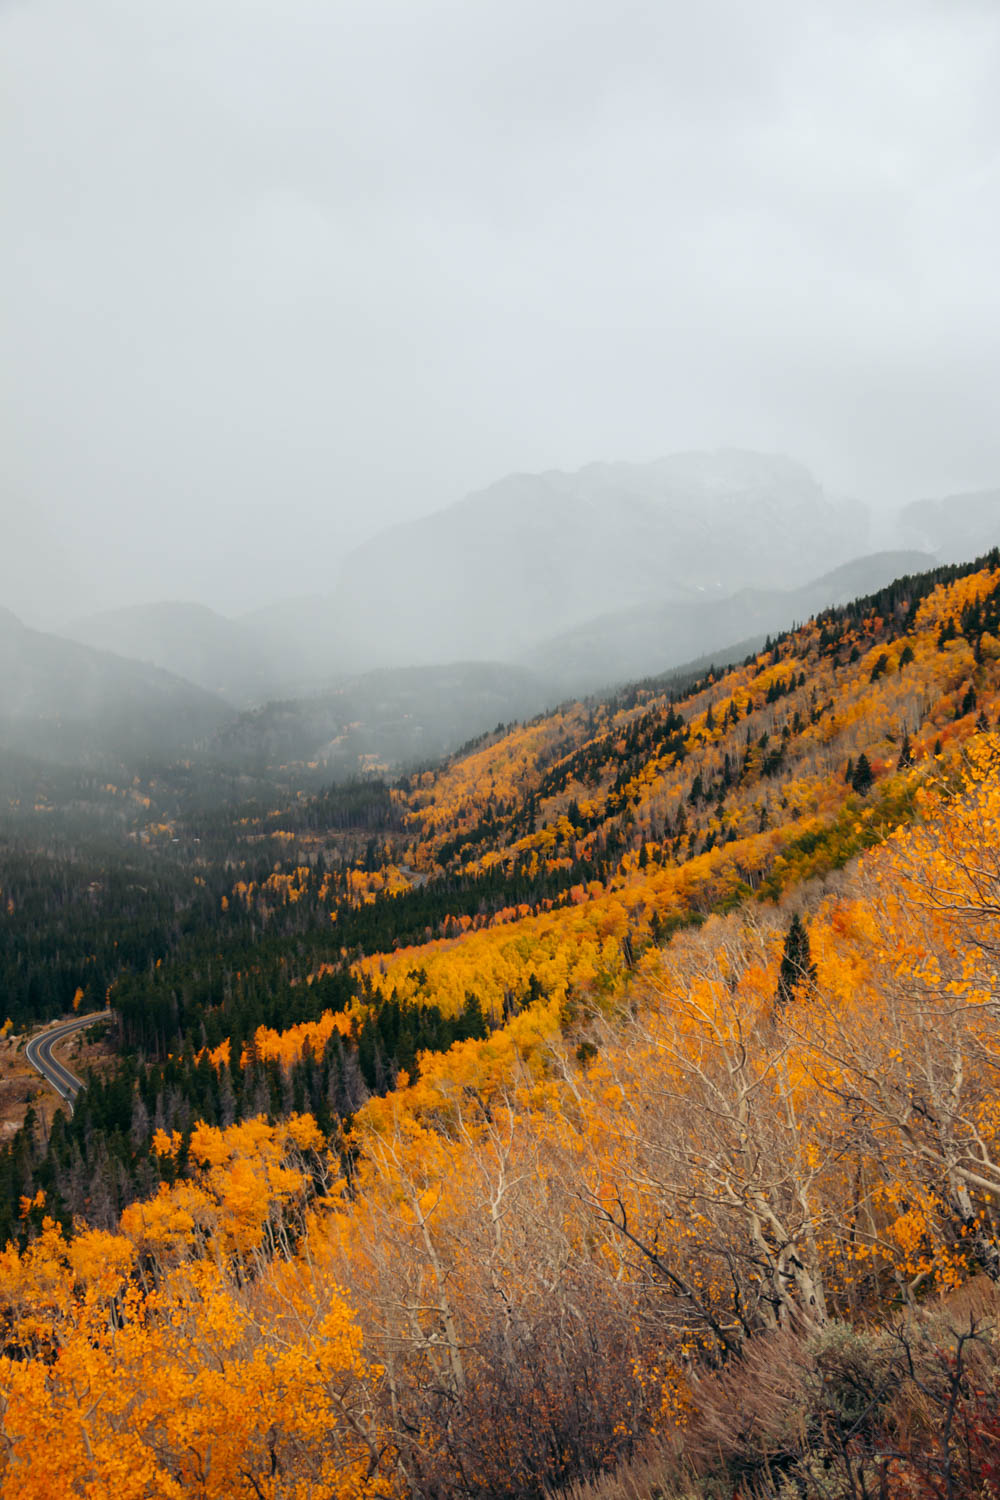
[9, 566, 1000, 1493]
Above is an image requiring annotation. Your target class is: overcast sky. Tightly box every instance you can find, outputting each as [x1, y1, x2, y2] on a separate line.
[3, 0, 999, 624]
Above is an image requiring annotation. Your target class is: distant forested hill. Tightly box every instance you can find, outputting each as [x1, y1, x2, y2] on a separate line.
[62, 601, 283, 705]
[0, 607, 229, 761]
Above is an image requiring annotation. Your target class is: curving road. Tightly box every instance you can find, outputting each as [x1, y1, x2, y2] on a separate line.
[24, 1012, 105, 1114]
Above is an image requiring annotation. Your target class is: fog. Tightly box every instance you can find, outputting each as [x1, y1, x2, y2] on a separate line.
[3, 0, 1000, 628]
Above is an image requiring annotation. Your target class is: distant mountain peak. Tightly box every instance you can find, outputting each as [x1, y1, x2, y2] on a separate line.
[328, 449, 868, 668]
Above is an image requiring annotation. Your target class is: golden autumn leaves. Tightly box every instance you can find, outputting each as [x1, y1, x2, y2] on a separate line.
[5, 568, 1000, 1494]
[0, 1117, 394, 1499]
[6, 746, 1000, 1494]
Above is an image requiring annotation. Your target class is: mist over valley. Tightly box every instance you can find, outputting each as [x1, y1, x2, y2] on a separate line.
[1, 452, 992, 782]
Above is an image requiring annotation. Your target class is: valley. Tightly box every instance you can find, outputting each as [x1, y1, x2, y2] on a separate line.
[4, 547, 1000, 1495]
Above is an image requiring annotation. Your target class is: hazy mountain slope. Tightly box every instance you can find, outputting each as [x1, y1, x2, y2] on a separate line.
[899, 488, 1000, 563]
[235, 451, 869, 675]
[209, 660, 554, 772]
[238, 593, 331, 683]
[333, 450, 868, 664]
[220, 549, 933, 782]
[524, 549, 935, 694]
[0, 607, 231, 761]
[61, 602, 284, 705]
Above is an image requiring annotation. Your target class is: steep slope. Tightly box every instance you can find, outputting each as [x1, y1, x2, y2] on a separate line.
[524, 548, 934, 693]
[117, 550, 1000, 1061]
[61, 601, 284, 705]
[0, 607, 231, 761]
[7, 554, 1000, 1499]
[346, 553, 994, 970]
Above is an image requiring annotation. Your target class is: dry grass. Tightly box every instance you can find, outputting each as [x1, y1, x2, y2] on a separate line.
[0, 1033, 46, 1141]
[552, 1283, 1000, 1500]
[549, 1435, 688, 1500]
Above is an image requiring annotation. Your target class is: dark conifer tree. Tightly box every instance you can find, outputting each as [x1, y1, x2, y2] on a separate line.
[776, 914, 817, 1007]
[851, 753, 874, 795]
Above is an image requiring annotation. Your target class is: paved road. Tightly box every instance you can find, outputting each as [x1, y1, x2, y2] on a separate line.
[24, 1012, 105, 1113]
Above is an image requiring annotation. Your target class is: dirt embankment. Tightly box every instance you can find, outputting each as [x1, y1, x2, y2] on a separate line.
[0, 1021, 114, 1140]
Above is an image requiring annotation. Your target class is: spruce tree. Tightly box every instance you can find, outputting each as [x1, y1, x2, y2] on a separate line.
[776, 914, 817, 1006]
[851, 753, 873, 795]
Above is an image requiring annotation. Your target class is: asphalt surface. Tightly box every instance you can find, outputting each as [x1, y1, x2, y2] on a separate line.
[23, 1012, 105, 1113]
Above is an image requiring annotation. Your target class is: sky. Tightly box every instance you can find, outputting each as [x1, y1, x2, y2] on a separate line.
[2, 0, 999, 625]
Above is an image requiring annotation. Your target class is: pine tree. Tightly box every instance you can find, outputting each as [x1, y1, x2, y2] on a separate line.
[851, 753, 874, 795]
[776, 914, 817, 1006]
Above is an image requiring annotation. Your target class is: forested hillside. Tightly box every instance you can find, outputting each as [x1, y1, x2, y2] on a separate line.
[5, 554, 1000, 1496]
[0, 607, 229, 761]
